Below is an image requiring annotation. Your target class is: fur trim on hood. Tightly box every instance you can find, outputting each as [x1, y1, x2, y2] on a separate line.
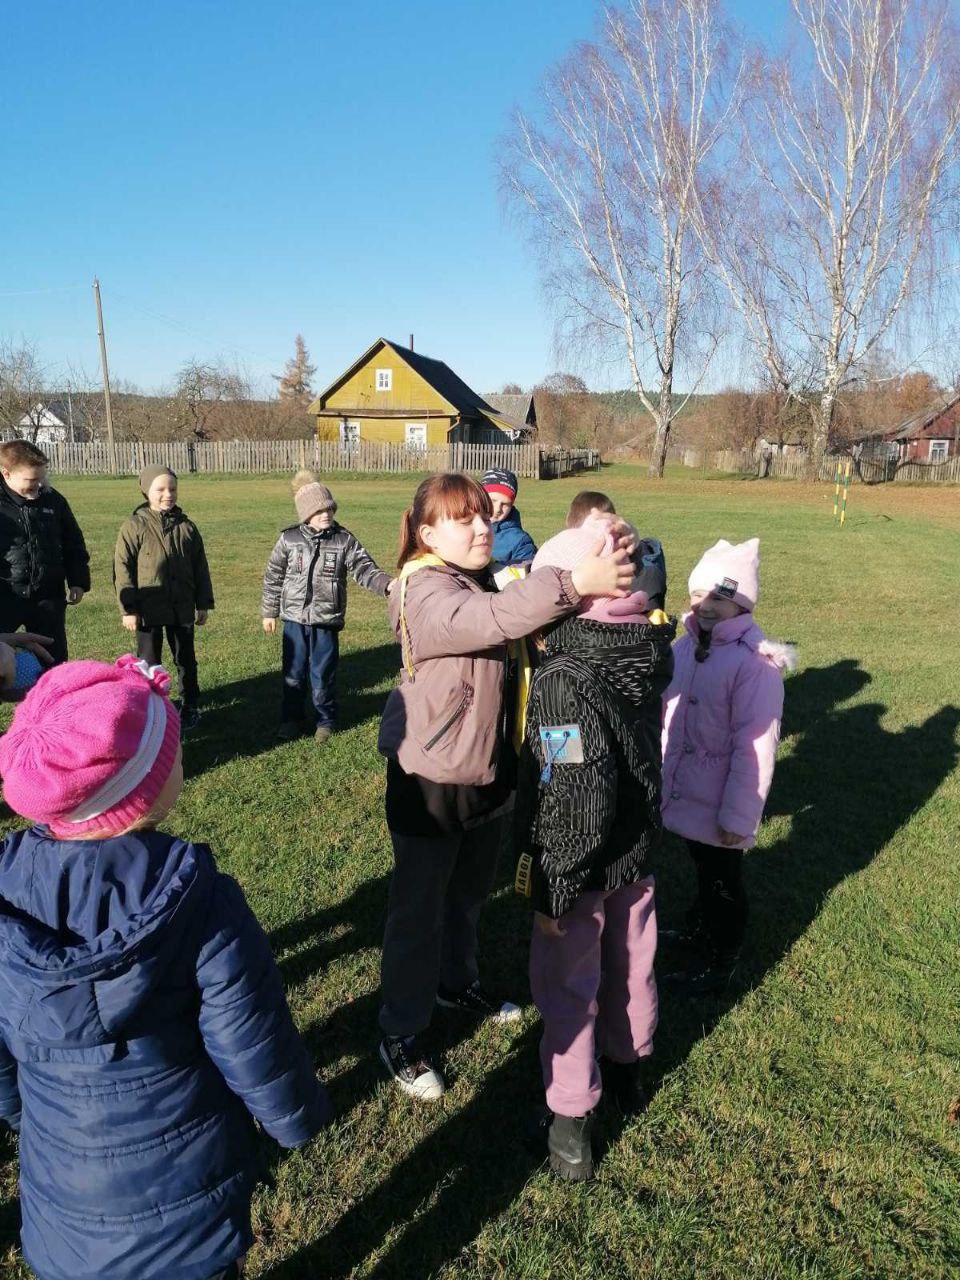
[757, 638, 798, 673]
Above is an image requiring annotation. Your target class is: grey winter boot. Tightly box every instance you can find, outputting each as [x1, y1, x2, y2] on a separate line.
[547, 1112, 595, 1183]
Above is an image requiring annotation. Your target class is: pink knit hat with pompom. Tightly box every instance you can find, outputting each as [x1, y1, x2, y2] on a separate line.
[0, 655, 181, 837]
[532, 517, 649, 623]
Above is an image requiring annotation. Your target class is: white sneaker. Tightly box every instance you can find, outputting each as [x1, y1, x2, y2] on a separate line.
[379, 1035, 446, 1101]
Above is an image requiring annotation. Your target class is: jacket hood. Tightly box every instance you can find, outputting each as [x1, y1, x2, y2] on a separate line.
[545, 613, 677, 708]
[0, 828, 213, 1056]
[682, 611, 797, 672]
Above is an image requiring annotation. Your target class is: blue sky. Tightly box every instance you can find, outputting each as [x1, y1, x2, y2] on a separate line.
[1, 0, 782, 396]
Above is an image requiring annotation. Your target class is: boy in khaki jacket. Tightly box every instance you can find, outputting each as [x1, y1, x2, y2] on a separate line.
[114, 466, 214, 731]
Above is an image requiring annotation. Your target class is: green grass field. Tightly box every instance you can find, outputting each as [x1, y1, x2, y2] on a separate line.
[2, 466, 959, 1280]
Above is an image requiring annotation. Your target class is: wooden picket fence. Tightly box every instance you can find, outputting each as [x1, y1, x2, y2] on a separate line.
[40, 438, 601, 481]
[680, 447, 960, 484]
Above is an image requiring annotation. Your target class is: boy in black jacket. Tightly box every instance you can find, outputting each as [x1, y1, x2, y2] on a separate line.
[0, 441, 90, 663]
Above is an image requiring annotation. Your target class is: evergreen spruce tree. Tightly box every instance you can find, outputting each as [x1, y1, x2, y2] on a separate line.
[273, 334, 317, 404]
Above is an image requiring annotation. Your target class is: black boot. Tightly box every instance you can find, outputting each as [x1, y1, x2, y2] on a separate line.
[547, 1112, 595, 1182]
[600, 1057, 650, 1116]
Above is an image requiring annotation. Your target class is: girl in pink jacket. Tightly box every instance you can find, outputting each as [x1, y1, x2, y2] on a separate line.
[660, 537, 795, 996]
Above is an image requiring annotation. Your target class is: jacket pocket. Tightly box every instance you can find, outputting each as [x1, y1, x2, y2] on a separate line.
[423, 682, 473, 751]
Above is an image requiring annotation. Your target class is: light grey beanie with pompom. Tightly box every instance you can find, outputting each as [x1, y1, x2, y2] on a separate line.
[291, 469, 337, 523]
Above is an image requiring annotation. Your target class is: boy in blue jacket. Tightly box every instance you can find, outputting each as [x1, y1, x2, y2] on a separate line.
[482, 468, 537, 566]
[0, 655, 331, 1280]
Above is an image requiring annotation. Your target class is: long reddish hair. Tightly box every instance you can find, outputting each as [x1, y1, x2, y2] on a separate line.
[397, 472, 492, 569]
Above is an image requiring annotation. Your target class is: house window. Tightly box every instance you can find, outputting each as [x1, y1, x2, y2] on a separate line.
[340, 420, 361, 447]
[929, 439, 949, 463]
[405, 423, 427, 450]
[375, 369, 392, 392]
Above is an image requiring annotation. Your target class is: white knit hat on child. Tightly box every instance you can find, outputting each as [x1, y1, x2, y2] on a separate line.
[688, 537, 760, 611]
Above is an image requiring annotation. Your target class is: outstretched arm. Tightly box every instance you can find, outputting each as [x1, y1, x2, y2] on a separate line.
[343, 533, 391, 596]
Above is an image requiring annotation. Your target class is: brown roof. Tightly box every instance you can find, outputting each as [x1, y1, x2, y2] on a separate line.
[884, 393, 960, 442]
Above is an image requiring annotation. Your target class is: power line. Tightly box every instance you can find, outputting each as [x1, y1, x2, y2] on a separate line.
[0, 284, 87, 298]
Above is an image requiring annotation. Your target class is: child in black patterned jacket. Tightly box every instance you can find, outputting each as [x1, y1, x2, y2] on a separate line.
[516, 518, 674, 1183]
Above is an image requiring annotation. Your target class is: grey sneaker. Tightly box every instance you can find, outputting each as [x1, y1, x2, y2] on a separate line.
[379, 1035, 445, 1101]
[314, 725, 333, 744]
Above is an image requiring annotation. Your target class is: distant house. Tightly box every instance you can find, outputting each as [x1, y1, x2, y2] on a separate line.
[18, 398, 91, 445]
[868, 395, 960, 465]
[309, 338, 531, 447]
[483, 392, 538, 437]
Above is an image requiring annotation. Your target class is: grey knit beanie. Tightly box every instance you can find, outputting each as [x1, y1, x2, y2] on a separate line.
[291, 470, 337, 523]
[139, 464, 176, 496]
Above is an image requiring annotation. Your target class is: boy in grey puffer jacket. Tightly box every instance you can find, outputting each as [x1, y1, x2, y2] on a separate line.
[261, 471, 393, 742]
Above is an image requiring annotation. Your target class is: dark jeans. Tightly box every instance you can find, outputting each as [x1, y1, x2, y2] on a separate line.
[137, 624, 199, 708]
[686, 839, 747, 960]
[281, 622, 339, 729]
[379, 816, 504, 1038]
[206, 1265, 241, 1280]
[0, 594, 68, 664]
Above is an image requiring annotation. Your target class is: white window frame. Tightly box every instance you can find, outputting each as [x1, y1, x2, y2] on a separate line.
[375, 368, 392, 392]
[340, 420, 361, 447]
[405, 422, 427, 450]
[929, 439, 949, 463]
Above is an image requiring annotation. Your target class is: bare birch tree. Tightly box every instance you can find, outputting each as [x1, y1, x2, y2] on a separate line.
[702, 0, 960, 473]
[502, 0, 738, 476]
[0, 340, 47, 441]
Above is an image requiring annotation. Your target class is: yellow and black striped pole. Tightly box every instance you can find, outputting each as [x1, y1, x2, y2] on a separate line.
[839, 458, 851, 527]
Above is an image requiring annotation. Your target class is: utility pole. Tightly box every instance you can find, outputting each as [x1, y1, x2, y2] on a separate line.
[93, 276, 118, 474]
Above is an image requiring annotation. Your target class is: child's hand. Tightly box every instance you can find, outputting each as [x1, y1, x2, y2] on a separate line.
[535, 911, 567, 938]
[570, 540, 634, 599]
[0, 632, 54, 665]
[67, 587, 85, 605]
[719, 828, 745, 847]
[121, 614, 139, 633]
[195, 610, 208, 627]
[262, 618, 277, 635]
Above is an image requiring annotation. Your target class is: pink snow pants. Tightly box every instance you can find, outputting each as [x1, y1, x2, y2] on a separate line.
[529, 877, 658, 1117]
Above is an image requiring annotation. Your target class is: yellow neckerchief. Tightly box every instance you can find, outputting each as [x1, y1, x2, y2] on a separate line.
[398, 554, 532, 754]
[398, 553, 446, 678]
[498, 564, 534, 754]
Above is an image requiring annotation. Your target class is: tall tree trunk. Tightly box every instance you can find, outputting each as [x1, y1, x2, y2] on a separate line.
[648, 379, 674, 478]
[808, 388, 836, 479]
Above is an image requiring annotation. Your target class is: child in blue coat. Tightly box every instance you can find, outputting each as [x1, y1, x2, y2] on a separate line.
[0, 655, 331, 1280]
[482, 468, 537, 566]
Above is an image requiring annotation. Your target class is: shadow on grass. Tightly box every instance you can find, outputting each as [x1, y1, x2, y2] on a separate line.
[258, 658, 960, 1279]
[181, 642, 399, 778]
[652, 659, 960, 1081]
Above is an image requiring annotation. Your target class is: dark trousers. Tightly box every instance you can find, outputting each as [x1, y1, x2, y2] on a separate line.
[205, 1265, 242, 1280]
[379, 817, 504, 1037]
[281, 622, 339, 729]
[686, 840, 747, 960]
[0, 595, 68, 664]
[137, 624, 199, 708]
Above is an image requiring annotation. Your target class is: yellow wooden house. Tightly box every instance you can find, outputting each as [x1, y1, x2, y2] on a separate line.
[309, 337, 528, 447]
